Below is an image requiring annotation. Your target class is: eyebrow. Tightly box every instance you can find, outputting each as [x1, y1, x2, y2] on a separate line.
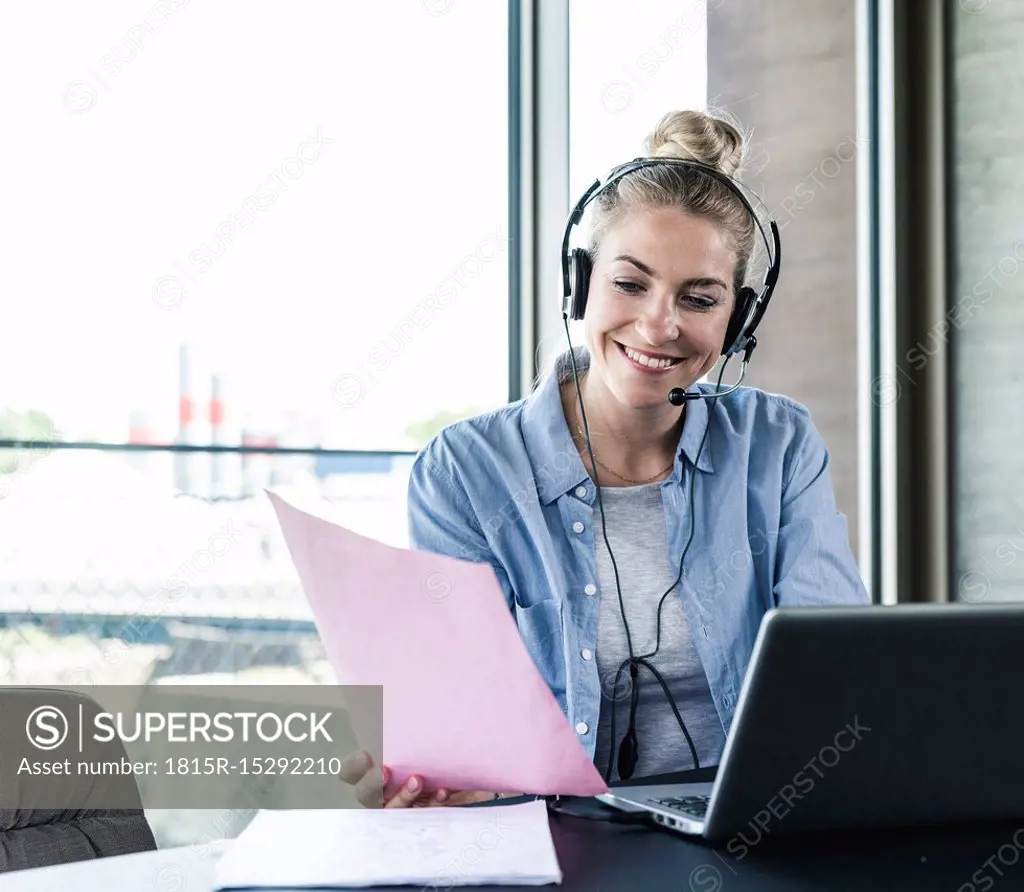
[612, 254, 729, 291]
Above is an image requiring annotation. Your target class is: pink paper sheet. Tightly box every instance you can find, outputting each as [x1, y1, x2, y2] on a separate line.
[267, 490, 608, 798]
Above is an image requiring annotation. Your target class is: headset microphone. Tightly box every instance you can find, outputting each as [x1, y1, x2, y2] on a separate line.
[666, 337, 758, 406]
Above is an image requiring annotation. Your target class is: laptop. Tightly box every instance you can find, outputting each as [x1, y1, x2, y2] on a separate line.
[597, 602, 1024, 843]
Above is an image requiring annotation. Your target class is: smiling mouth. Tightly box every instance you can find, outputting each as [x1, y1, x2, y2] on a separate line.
[615, 342, 684, 371]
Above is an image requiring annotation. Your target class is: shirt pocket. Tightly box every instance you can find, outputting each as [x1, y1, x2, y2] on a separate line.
[512, 598, 567, 712]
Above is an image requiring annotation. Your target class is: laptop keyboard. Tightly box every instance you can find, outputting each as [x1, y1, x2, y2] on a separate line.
[651, 794, 711, 818]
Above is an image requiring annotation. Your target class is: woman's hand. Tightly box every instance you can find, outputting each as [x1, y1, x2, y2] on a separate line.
[338, 750, 497, 808]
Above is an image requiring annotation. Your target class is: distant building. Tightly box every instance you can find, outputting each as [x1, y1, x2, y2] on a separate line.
[313, 453, 394, 477]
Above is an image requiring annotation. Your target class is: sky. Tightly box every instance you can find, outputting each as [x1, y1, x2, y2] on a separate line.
[0, 0, 706, 452]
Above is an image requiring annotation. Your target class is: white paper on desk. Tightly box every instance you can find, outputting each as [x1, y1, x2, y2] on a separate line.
[213, 800, 562, 889]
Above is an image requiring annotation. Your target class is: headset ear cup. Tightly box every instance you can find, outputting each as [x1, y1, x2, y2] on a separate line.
[569, 248, 592, 320]
[723, 286, 757, 356]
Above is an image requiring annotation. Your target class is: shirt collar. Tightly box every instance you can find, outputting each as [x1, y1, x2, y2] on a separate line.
[522, 346, 715, 505]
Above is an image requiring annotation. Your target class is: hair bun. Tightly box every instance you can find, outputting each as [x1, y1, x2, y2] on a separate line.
[643, 109, 746, 178]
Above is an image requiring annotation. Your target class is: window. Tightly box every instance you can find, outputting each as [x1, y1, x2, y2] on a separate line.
[569, 0, 707, 195]
[0, 0, 511, 847]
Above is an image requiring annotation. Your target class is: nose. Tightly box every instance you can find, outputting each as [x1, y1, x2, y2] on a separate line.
[634, 295, 680, 345]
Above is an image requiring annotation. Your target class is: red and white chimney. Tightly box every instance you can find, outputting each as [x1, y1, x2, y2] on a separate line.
[175, 343, 195, 495]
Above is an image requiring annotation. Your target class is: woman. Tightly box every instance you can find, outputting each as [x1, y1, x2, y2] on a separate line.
[342, 108, 869, 808]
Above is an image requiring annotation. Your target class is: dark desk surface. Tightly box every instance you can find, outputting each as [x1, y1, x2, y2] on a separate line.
[8, 769, 1020, 891]
[431, 768, 1022, 892]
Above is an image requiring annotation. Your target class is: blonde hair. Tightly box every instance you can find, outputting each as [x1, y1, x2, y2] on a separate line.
[587, 108, 757, 288]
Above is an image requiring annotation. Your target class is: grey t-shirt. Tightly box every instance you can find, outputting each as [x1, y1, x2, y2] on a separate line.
[591, 481, 726, 782]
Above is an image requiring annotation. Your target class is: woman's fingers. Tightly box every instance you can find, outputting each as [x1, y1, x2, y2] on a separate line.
[412, 791, 452, 808]
[449, 790, 498, 806]
[384, 774, 426, 808]
[342, 757, 498, 809]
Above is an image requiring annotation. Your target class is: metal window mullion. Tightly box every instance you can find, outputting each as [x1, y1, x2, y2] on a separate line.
[519, 0, 569, 395]
[856, 0, 880, 603]
[882, 0, 951, 603]
[875, 0, 899, 605]
[508, 0, 524, 403]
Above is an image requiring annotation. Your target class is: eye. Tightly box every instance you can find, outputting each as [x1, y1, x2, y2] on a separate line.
[681, 294, 720, 311]
[612, 280, 643, 295]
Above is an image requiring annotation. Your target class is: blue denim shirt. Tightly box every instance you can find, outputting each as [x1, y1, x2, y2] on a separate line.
[407, 347, 869, 759]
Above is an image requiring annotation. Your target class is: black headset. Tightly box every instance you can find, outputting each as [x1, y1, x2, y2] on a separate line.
[558, 156, 783, 782]
[560, 156, 781, 360]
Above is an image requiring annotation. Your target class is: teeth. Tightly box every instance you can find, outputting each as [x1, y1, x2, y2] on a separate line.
[623, 346, 680, 369]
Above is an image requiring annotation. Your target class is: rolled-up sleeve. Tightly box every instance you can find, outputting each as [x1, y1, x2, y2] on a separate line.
[772, 410, 870, 607]
[407, 434, 515, 611]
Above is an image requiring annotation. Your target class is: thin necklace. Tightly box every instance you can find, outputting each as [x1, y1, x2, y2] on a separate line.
[571, 410, 678, 486]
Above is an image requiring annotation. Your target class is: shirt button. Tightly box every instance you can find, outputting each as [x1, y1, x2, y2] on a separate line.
[581, 649, 592, 661]
[572, 521, 584, 534]
[575, 485, 587, 498]
[575, 722, 589, 735]
[723, 695, 732, 707]
[584, 583, 597, 596]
